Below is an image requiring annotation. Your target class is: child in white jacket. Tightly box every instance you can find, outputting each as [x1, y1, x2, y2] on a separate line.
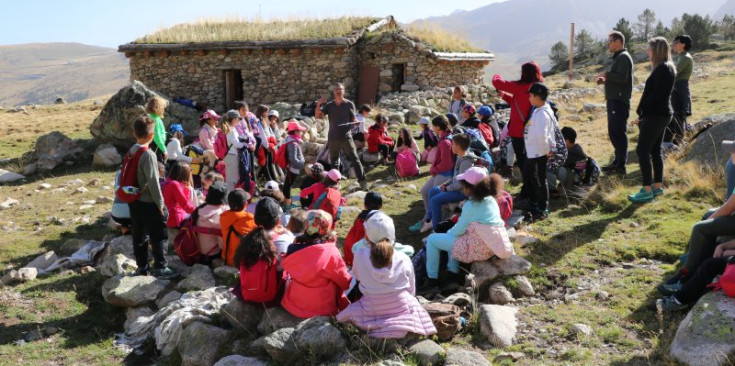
[523, 83, 557, 222]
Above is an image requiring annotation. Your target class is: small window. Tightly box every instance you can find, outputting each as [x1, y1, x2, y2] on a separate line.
[391, 63, 406, 92]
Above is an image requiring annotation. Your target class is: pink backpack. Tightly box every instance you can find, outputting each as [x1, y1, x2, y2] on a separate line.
[395, 149, 419, 178]
[496, 190, 513, 226]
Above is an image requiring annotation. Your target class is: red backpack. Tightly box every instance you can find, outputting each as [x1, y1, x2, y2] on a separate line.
[477, 122, 495, 147]
[115, 146, 149, 203]
[496, 190, 513, 225]
[709, 260, 735, 297]
[343, 217, 366, 267]
[275, 141, 298, 169]
[213, 131, 230, 160]
[173, 212, 223, 266]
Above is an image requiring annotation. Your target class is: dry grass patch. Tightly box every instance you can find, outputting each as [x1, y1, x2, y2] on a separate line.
[134, 16, 380, 44]
[404, 23, 485, 53]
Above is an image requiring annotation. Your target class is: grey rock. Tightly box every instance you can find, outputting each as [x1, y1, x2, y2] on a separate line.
[124, 306, 155, 333]
[686, 118, 735, 169]
[0, 169, 25, 183]
[293, 316, 346, 356]
[92, 144, 122, 167]
[345, 190, 367, 202]
[178, 322, 230, 366]
[571, 323, 593, 336]
[515, 276, 536, 297]
[263, 327, 298, 363]
[489, 282, 514, 305]
[0, 197, 20, 210]
[26, 132, 84, 172]
[213, 265, 239, 281]
[581, 103, 606, 113]
[479, 304, 518, 348]
[176, 264, 215, 292]
[96, 236, 134, 266]
[442, 292, 474, 311]
[257, 307, 303, 335]
[60, 238, 87, 256]
[408, 339, 445, 366]
[99, 253, 137, 277]
[25, 251, 58, 272]
[494, 352, 525, 363]
[101, 275, 169, 307]
[471, 255, 532, 288]
[214, 355, 269, 366]
[1, 268, 38, 285]
[669, 291, 735, 366]
[222, 297, 264, 335]
[156, 290, 182, 309]
[244, 336, 269, 358]
[362, 151, 381, 164]
[444, 348, 491, 366]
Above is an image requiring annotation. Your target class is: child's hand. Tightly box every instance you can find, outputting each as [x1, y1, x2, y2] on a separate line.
[714, 244, 725, 258]
[730, 152, 735, 162]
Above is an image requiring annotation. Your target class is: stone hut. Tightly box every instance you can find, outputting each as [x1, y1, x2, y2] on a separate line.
[119, 16, 494, 111]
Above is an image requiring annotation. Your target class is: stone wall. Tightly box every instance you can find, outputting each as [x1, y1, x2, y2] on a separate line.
[128, 48, 358, 111]
[359, 32, 486, 95]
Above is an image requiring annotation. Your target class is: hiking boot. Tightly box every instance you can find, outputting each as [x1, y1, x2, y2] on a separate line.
[151, 266, 180, 280]
[131, 267, 149, 276]
[417, 278, 440, 296]
[420, 221, 434, 233]
[656, 295, 688, 312]
[604, 166, 626, 176]
[409, 221, 423, 232]
[628, 188, 654, 203]
[657, 281, 683, 296]
[652, 188, 665, 197]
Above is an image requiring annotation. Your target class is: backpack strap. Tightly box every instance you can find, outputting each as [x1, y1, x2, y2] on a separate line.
[224, 224, 244, 262]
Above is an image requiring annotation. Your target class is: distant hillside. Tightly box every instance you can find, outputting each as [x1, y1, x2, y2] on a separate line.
[0, 43, 128, 106]
[716, 0, 735, 19]
[415, 0, 727, 76]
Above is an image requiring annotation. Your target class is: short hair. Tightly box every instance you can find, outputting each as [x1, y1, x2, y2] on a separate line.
[609, 31, 625, 46]
[204, 172, 224, 183]
[227, 189, 249, 212]
[287, 209, 308, 233]
[674, 35, 692, 51]
[453, 86, 466, 98]
[452, 133, 471, 151]
[431, 115, 450, 131]
[358, 104, 372, 113]
[334, 82, 345, 90]
[260, 189, 285, 203]
[133, 114, 155, 138]
[375, 114, 389, 124]
[234, 101, 249, 110]
[561, 126, 577, 143]
[145, 96, 166, 117]
[364, 192, 383, 210]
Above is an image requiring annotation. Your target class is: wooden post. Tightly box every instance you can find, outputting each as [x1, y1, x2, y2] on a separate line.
[569, 23, 575, 80]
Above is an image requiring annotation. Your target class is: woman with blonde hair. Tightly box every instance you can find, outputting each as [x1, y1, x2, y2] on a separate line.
[146, 96, 168, 161]
[628, 37, 676, 203]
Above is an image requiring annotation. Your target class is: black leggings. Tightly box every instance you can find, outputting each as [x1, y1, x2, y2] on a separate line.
[676, 257, 729, 304]
[255, 139, 278, 182]
[523, 155, 549, 213]
[378, 144, 393, 159]
[636, 116, 669, 186]
[283, 170, 295, 201]
[511, 137, 527, 170]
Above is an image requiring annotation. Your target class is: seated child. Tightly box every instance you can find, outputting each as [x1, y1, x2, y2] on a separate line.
[350, 211, 415, 261]
[415, 117, 439, 164]
[337, 213, 437, 339]
[299, 163, 325, 208]
[286, 209, 308, 238]
[199, 171, 224, 201]
[220, 189, 257, 266]
[233, 217, 282, 306]
[367, 114, 394, 165]
[422, 133, 478, 233]
[162, 161, 196, 243]
[547, 126, 587, 191]
[253, 197, 295, 257]
[353, 104, 371, 143]
[343, 192, 383, 267]
[194, 181, 228, 263]
[281, 210, 351, 318]
[419, 168, 508, 294]
[304, 169, 343, 227]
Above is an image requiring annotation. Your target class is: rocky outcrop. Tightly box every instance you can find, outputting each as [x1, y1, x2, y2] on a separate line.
[101, 275, 169, 307]
[686, 117, 735, 169]
[92, 144, 122, 167]
[178, 321, 231, 366]
[670, 291, 735, 366]
[23, 132, 84, 173]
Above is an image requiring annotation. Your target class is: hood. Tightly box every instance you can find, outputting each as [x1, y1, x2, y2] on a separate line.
[283, 242, 338, 282]
[355, 249, 411, 292]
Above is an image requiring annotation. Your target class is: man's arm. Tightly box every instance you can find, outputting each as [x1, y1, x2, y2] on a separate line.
[315, 97, 328, 119]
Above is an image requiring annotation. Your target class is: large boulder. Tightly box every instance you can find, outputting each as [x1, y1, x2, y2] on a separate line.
[686, 118, 735, 169]
[92, 144, 122, 167]
[221, 298, 264, 334]
[263, 327, 298, 363]
[669, 291, 735, 366]
[99, 253, 137, 277]
[26, 132, 84, 172]
[96, 236, 134, 265]
[471, 255, 532, 289]
[257, 307, 302, 335]
[178, 321, 231, 366]
[214, 355, 269, 366]
[293, 316, 347, 357]
[408, 339, 445, 366]
[479, 304, 518, 348]
[176, 264, 215, 292]
[101, 275, 169, 307]
[90, 81, 201, 149]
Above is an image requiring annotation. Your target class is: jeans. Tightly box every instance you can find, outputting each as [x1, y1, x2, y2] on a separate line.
[547, 167, 573, 191]
[683, 214, 735, 274]
[328, 137, 366, 182]
[607, 99, 630, 169]
[426, 233, 460, 279]
[636, 116, 669, 186]
[421, 175, 452, 220]
[676, 257, 728, 304]
[129, 200, 168, 271]
[427, 186, 466, 228]
[726, 158, 735, 201]
[523, 155, 549, 212]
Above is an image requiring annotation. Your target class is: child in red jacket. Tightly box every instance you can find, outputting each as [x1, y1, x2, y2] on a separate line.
[311, 169, 344, 228]
[343, 192, 383, 267]
[161, 161, 196, 242]
[367, 114, 394, 165]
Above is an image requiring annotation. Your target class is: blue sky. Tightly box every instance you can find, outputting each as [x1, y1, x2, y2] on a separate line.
[1, 0, 502, 48]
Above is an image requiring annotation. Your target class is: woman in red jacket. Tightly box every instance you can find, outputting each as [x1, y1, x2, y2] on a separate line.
[367, 114, 395, 165]
[161, 162, 196, 242]
[410, 115, 455, 232]
[281, 210, 352, 318]
[492, 61, 543, 183]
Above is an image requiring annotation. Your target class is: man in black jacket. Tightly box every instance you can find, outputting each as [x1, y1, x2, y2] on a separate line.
[597, 31, 634, 175]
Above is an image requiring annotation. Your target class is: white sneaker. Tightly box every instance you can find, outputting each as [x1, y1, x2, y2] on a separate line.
[420, 221, 433, 233]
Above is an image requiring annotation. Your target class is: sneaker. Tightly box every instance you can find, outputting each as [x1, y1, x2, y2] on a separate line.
[131, 267, 149, 276]
[409, 221, 423, 232]
[656, 295, 688, 312]
[151, 266, 180, 280]
[652, 188, 665, 197]
[657, 281, 683, 296]
[628, 188, 654, 203]
[420, 221, 434, 233]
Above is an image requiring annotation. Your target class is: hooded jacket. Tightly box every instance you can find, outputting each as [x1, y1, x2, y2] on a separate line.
[281, 241, 352, 318]
[491, 74, 533, 139]
[430, 131, 454, 176]
[219, 210, 257, 266]
[336, 248, 437, 338]
[161, 179, 196, 228]
[367, 124, 394, 154]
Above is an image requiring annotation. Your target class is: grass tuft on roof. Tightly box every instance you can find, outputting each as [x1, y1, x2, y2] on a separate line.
[404, 22, 485, 53]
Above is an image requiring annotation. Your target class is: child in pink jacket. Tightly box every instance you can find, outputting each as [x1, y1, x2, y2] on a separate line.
[161, 162, 196, 242]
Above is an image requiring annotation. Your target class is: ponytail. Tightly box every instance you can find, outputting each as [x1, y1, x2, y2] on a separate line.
[370, 239, 394, 269]
[233, 227, 277, 269]
[463, 173, 504, 201]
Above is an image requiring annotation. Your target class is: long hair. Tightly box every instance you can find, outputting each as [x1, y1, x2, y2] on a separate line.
[396, 127, 415, 148]
[233, 227, 277, 270]
[167, 161, 192, 186]
[519, 62, 543, 84]
[461, 173, 504, 201]
[255, 105, 270, 120]
[370, 239, 394, 269]
[648, 37, 676, 74]
[145, 96, 166, 117]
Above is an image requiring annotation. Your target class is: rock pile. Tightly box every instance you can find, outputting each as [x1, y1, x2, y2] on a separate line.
[22, 131, 84, 173]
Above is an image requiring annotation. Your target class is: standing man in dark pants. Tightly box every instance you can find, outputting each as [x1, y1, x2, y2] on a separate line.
[597, 31, 634, 175]
[316, 83, 369, 191]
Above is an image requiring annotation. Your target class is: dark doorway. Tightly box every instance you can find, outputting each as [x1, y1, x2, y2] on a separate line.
[224, 70, 243, 108]
[391, 64, 406, 92]
[358, 65, 380, 106]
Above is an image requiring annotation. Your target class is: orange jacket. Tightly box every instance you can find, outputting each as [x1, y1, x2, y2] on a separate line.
[219, 210, 257, 266]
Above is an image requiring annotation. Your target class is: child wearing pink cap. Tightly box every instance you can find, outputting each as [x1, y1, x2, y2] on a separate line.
[280, 120, 307, 207]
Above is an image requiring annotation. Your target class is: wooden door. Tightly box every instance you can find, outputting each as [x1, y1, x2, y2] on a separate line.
[358, 65, 380, 106]
[225, 70, 243, 108]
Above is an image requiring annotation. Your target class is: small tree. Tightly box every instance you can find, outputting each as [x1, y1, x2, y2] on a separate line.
[614, 18, 635, 46]
[575, 29, 597, 59]
[634, 8, 657, 41]
[679, 13, 716, 49]
[720, 14, 735, 41]
[654, 21, 670, 37]
[549, 41, 569, 69]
